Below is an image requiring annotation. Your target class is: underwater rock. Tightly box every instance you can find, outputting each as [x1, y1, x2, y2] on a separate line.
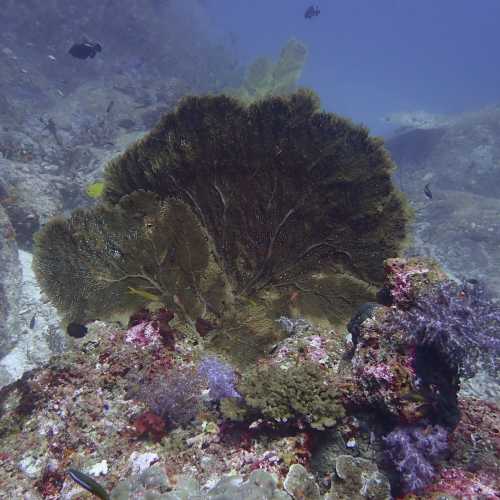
[327, 455, 391, 500]
[387, 105, 500, 298]
[345, 258, 461, 427]
[0, 248, 66, 389]
[283, 463, 321, 499]
[410, 189, 500, 298]
[0, 204, 21, 361]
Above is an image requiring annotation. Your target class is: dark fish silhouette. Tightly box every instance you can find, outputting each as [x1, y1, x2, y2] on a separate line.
[304, 5, 320, 19]
[424, 183, 433, 200]
[67, 469, 110, 500]
[67, 322, 88, 338]
[29, 313, 36, 329]
[68, 42, 102, 60]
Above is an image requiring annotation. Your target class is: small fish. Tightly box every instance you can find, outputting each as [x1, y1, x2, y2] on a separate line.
[67, 468, 110, 500]
[67, 322, 88, 338]
[424, 183, 433, 200]
[106, 100, 114, 113]
[29, 313, 36, 329]
[304, 5, 320, 19]
[47, 55, 56, 61]
[68, 41, 102, 60]
[86, 181, 105, 198]
[127, 286, 162, 302]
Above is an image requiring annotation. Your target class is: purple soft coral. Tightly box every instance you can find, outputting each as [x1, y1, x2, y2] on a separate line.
[197, 356, 240, 400]
[386, 280, 500, 378]
[383, 424, 448, 493]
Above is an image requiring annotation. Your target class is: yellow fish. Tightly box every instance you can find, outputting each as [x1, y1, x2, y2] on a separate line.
[127, 287, 162, 302]
[85, 181, 105, 198]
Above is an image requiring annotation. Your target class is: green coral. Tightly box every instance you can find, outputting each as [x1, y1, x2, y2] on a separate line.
[236, 360, 345, 430]
[226, 38, 308, 103]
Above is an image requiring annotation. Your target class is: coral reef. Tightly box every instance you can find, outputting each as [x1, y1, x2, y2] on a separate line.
[0, 257, 499, 498]
[342, 257, 500, 496]
[237, 359, 345, 430]
[384, 278, 500, 379]
[346, 258, 463, 428]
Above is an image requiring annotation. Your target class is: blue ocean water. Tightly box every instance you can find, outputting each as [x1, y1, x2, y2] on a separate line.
[206, 0, 500, 134]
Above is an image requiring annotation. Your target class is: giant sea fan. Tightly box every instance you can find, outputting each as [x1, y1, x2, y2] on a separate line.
[34, 90, 411, 358]
[104, 90, 410, 295]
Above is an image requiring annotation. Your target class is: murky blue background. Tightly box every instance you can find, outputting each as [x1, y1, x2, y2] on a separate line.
[207, 0, 500, 133]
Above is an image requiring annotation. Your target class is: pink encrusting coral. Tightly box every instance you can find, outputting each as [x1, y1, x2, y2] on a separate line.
[386, 259, 414, 306]
[360, 363, 395, 384]
[383, 258, 444, 308]
[272, 320, 343, 372]
[125, 321, 162, 347]
[348, 313, 424, 423]
[125, 308, 176, 349]
[424, 468, 499, 499]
